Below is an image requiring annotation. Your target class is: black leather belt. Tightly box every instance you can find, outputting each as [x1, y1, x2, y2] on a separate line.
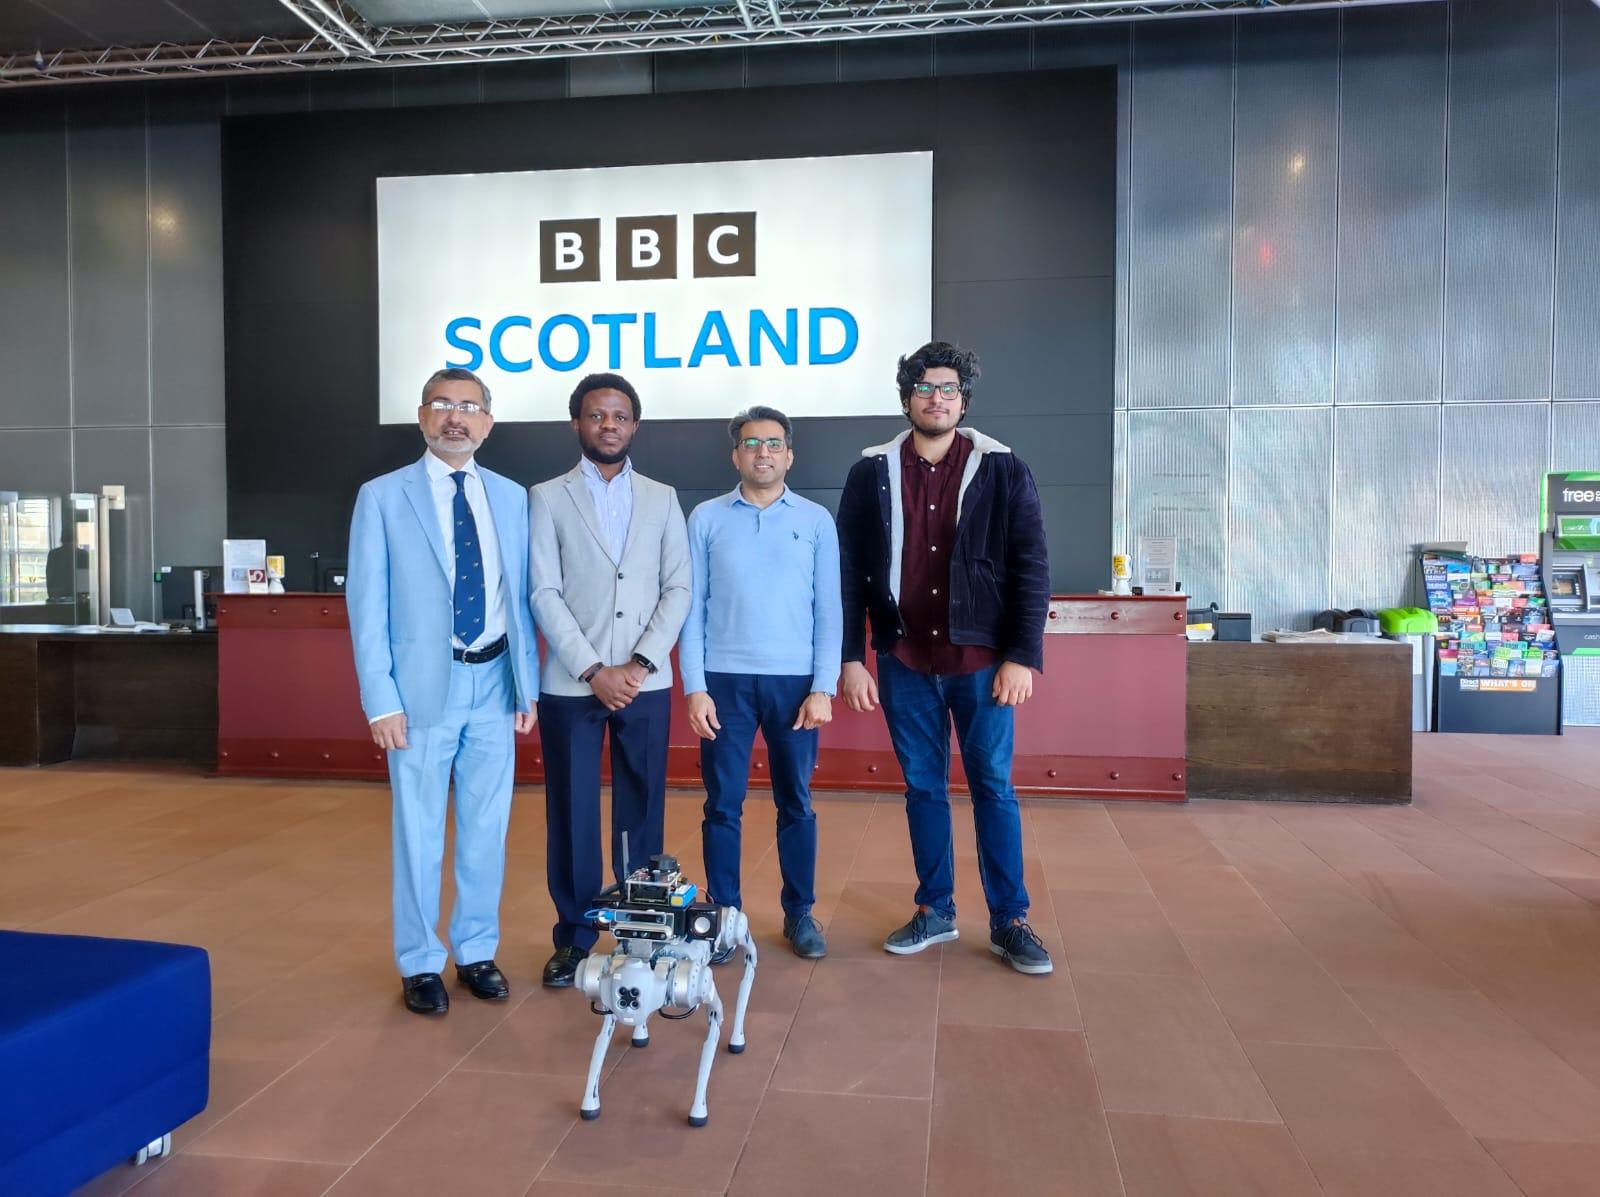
[453, 634, 508, 664]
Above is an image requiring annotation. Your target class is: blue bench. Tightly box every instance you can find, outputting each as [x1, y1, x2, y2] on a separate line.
[0, 931, 211, 1196]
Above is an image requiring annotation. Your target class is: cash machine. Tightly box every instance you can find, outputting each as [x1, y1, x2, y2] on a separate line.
[1540, 472, 1600, 725]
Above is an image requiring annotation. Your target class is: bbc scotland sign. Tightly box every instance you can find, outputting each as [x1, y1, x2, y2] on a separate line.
[376, 153, 933, 423]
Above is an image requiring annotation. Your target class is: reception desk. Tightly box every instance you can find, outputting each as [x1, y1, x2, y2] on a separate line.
[0, 626, 217, 767]
[216, 593, 1189, 801]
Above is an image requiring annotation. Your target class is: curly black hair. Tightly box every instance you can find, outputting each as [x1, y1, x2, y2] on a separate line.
[895, 341, 979, 406]
[569, 373, 642, 421]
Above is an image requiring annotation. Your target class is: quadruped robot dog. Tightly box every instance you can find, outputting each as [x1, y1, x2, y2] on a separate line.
[573, 845, 756, 1127]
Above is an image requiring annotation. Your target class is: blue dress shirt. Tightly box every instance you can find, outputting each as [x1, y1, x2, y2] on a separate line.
[579, 456, 634, 564]
[680, 485, 843, 696]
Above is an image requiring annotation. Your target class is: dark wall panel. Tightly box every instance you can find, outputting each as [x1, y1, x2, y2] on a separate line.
[66, 97, 149, 428]
[0, 97, 71, 430]
[149, 118, 225, 427]
[222, 69, 1117, 593]
[152, 425, 226, 567]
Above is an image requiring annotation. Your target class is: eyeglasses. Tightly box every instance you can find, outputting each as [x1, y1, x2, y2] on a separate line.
[737, 437, 788, 452]
[584, 410, 633, 425]
[912, 382, 962, 398]
[425, 399, 486, 415]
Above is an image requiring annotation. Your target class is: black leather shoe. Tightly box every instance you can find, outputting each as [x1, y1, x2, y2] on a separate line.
[455, 960, 510, 1000]
[542, 946, 588, 989]
[402, 972, 449, 1015]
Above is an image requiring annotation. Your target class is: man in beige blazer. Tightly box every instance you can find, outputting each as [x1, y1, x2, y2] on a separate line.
[530, 372, 691, 987]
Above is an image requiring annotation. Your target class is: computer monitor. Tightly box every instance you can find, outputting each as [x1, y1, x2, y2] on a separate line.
[316, 559, 348, 593]
[155, 565, 221, 624]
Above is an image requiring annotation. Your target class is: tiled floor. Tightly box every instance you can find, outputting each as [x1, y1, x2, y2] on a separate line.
[6, 731, 1600, 1195]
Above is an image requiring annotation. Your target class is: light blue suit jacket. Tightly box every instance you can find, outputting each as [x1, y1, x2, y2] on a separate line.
[347, 453, 539, 728]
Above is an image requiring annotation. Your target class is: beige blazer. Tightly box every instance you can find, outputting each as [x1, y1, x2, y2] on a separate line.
[529, 464, 691, 697]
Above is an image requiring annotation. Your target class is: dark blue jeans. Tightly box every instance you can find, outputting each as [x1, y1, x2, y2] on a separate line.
[541, 688, 670, 952]
[877, 652, 1030, 930]
[700, 672, 818, 919]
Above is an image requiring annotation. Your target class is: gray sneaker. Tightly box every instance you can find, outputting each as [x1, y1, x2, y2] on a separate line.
[990, 922, 1054, 975]
[883, 909, 960, 955]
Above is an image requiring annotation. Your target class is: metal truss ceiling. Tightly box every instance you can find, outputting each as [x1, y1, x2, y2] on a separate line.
[0, 0, 1444, 89]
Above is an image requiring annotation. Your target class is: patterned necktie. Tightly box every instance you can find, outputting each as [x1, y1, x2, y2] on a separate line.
[451, 471, 485, 646]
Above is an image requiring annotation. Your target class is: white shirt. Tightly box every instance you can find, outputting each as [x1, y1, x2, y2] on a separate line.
[580, 455, 634, 563]
[425, 450, 507, 651]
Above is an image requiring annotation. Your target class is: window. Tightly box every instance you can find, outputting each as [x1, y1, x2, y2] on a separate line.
[2, 496, 58, 605]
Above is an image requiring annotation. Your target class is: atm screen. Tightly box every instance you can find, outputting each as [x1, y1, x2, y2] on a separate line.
[1550, 569, 1584, 606]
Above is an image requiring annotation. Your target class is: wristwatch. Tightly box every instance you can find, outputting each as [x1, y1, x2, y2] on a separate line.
[580, 661, 603, 684]
[631, 653, 658, 674]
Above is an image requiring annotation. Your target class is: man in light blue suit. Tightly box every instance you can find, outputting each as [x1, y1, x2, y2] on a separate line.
[347, 367, 539, 1016]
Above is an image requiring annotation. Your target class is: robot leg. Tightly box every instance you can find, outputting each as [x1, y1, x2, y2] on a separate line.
[729, 929, 757, 1055]
[579, 1011, 617, 1120]
[687, 981, 725, 1127]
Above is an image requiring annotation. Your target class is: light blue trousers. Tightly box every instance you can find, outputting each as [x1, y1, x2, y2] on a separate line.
[387, 655, 515, 976]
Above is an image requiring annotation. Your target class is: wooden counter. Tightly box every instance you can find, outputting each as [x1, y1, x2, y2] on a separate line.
[0, 626, 218, 767]
[1186, 640, 1412, 803]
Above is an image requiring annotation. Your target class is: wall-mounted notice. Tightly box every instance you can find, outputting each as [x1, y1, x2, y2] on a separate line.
[377, 152, 933, 423]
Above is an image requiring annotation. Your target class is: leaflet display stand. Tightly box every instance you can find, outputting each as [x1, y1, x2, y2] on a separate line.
[1421, 550, 1561, 735]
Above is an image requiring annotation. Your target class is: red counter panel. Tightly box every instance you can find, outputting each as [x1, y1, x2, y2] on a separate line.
[217, 594, 1187, 801]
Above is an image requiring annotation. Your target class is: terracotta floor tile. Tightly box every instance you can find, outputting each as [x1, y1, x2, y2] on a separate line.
[928, 1025, 1120, 1197]
[1140, 865, 1285, 936]
[1482, 1139, 1600, 1197]
[1243, 1040, 1485, 1163]
[72, 1158, 168, 1197]
[1263, 900, 1471, 990]
[1076, 971, 1277, 1121]
[461, 987, 632, 1079]
[335, 1068, 576, 1190]
[1306, 1151, 1523, 1197]
[525, 1182, 719, 1197]
[1053, 887, 1196, 977]
[770, 960, 937, 1098]
[188, 1026, 474, 1164]
[6, 739, 1600, 1197]
[1346, 984, 1600, 1142]
[936, 912, 1080, 1030]
[1106, 1112, 1322, 1197]
[1181, 931, 1386, 1049]
[1108, 808, 1229, 868]
[728, 1090, 929, 1197]
[175, 1055, 303, 1144]
[1040, 852, 1153, 894]
[120, 1155, 348, 1196]
[534, 1012, 777, 1192]
[822, 878, 946, 963]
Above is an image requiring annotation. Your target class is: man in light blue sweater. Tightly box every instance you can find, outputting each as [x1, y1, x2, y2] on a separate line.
[681, 406, 842, 959]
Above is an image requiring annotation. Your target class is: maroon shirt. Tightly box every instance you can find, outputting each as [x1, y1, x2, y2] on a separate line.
[892, 433, 999, 676]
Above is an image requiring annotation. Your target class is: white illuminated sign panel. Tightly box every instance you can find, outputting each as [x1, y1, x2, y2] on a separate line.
[377, 152, 933, 422]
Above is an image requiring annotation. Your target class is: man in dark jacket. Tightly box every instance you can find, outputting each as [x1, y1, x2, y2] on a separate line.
[836, 341, 1053, 975]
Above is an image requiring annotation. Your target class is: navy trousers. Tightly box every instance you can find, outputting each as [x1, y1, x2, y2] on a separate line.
[541, 687, 670, 951]
[700, 672, 818, 919]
